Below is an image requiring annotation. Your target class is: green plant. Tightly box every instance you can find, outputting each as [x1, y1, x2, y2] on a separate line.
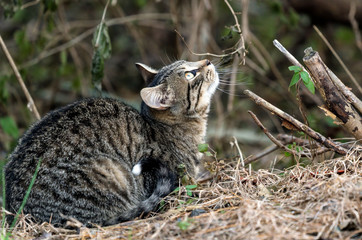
[2, 158, 42, 240]
[284, 142, 303, 157]
[198, 143, 213, 157]
[177, 218, 193, 231]
[91, 0, 112, 92]
[288, 66, 315, 94]
[173, 184, 198, 197]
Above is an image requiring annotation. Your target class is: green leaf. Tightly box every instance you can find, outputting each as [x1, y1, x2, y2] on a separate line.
[93, 23, 112, 59]
[296, 146, 303, 153]
[289, 73, 300, 87]
[185, 185, 197, 190]
[304, 79, 315, 94]
[186, 190, 192, 197]
[91, 49, 104, 91]
[284, 151, 291, 157]
[288, 65, 302, 73]
[198, 143, 208, 153]
[205, 151, 213, 157]
[173, 187, 180, 193]
[300, 71, 310, 84]
[0, 117, 19, 138]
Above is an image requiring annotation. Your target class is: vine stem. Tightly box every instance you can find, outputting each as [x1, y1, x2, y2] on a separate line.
[0, 35, 41, 120]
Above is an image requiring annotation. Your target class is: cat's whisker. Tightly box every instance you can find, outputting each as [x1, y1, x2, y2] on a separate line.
[216, 87, 244, 97]
[218, 82, 246, 86]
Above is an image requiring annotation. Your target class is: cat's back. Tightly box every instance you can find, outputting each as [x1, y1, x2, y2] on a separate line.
[7, 97, 146, 168]
[5, 98, 151, 226]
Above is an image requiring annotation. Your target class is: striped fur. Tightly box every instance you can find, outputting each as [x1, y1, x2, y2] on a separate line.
[5, 59, 219, 227]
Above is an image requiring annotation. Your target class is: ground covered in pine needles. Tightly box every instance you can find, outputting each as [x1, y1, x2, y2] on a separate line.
[2, 147, 361, 240]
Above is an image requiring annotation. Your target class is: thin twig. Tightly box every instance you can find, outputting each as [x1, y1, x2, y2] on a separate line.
[224, 0, 246, 63]
[247, 111, 300, 155]
[21, 0, 41, 9]
[225, 0, 248, 112]
[244, 90, 348, 155]
[175, 30, 245, 59]
[233, 136, 244, 167]
[313, 25, 362, 95]
[272, 39, 312, 80]
[244, 144, 279, 165]
[20, 13, 172, 69]
[0, 35, 41, 120]
[95, 0, 111, 48]
[348, 0, 362, 54]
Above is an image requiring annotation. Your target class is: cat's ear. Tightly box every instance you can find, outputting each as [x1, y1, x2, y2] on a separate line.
[135, 63, 158, 84]
[140, 84, 172, 110]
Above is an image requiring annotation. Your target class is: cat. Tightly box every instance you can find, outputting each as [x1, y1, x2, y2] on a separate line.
[4, 59, 219, 227]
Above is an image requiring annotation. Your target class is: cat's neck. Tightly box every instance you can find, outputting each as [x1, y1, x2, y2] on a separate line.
[142, 107, 208, 145]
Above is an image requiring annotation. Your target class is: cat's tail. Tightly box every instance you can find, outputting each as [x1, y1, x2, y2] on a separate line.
[138, 166, 176, 213]
[104, 165, 176, 226]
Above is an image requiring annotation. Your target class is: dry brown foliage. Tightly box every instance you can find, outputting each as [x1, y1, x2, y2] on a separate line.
[2, 147, 361, 240]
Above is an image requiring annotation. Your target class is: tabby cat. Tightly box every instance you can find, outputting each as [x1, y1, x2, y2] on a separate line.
[5, 59, 219, 227]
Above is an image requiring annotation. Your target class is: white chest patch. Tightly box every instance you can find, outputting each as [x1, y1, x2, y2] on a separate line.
[132, 163, 142, 176]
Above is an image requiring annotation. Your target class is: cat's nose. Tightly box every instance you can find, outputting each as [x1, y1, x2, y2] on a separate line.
[198, 59, 211, 67]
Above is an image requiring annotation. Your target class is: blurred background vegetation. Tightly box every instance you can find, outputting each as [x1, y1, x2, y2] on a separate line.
[0, 0, 361, 170]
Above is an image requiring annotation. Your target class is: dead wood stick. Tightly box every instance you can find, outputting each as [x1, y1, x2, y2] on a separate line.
[0, 35, 41, 120]
[325, 68, 362, 115]
[303, 48, 362, 140]
[244, 90, 348, 155]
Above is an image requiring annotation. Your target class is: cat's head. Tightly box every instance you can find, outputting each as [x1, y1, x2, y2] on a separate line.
[136, 59, 219, 123]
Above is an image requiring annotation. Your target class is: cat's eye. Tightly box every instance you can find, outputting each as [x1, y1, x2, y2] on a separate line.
[185, 70, 197, 80]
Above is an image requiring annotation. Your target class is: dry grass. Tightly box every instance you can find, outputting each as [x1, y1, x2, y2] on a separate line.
[2, 147, 361, 240]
